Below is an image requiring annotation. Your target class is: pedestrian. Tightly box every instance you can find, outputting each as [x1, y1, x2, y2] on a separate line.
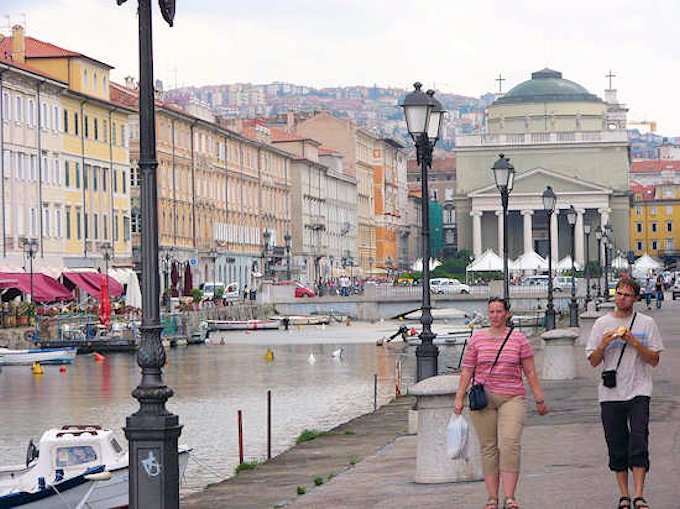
[654, 275, 664, 309]
[454, 297, 548, 509]
[243, 284, 249, 301]
[643, 278, 654, 310]
[586, 277, 663, 509]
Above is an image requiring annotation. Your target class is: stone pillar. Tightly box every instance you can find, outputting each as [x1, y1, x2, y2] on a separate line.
[409, 374, 483, 483]
[598, 207, 610, 262]
[541, 328, 578, 380]
[521, 210, 534, 254]
[495, 210, 503, 256]
[575, 208, 585, 267]
[471, 211, 483, 257]
[550, 211, 559, 262]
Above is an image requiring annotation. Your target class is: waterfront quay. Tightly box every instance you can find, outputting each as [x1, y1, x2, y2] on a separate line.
[182, 300, 680, 509]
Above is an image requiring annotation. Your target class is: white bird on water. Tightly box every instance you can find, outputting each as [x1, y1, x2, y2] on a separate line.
[308, 352, 316, 364]
[331, 347, 344, 359]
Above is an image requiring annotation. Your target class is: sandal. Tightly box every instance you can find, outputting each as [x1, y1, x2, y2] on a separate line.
[618, 497, 631, 508]
[633, 497, 649, 509]
[504, 497, 519, 509]
[484, 496, 498, 509]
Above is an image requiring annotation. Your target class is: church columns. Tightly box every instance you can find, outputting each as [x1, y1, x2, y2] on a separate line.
[550, 212, 559, 263]
[521, 210, 533, 253]
[495, 211, 504, 256]
[598, 207, 611, 262]
[471, 211, 483, 257]
[575, 208, 585, 266]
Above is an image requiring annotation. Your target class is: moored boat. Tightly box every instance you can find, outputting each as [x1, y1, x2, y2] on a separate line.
[270, 315, 331, 326]
[0, 425, 191, 509]
[0, 347, 77, 366]
[206, 319, 280, 331]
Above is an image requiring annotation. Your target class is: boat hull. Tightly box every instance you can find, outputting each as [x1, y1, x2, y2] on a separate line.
[0, 347, 77, 365]
[206, 319, 280, 331]
[34, 339, 137, 353]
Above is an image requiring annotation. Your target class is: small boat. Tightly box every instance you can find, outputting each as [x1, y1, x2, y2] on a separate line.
[270, 315, 331, 326]
[0, 347, 77, 366]
[206, 319, 280, 331]
[0, 425, 191, 509]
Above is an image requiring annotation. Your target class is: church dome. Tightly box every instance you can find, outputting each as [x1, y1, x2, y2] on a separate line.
[494, 68, 602, 105]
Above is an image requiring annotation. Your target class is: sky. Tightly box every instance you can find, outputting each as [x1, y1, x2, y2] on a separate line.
[3, 0, 680, 134]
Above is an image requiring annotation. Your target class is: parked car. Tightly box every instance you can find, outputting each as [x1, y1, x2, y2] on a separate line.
[429, 278, 471, 294]
[200, 281, 226, 300]
[672, 281, 680, 300]
[553, 276, 575, 292]
[274, 280, 316, 298]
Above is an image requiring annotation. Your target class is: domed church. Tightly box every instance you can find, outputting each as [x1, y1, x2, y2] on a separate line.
[453, 68, 630, 267]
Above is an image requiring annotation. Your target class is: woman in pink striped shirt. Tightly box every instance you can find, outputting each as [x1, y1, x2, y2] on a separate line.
[454, 297, 548, 509]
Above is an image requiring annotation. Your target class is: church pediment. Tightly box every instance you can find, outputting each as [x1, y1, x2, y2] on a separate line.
[468, 167, 611, 197]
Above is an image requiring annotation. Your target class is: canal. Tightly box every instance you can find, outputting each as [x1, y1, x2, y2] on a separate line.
[0, 321, 466, 493]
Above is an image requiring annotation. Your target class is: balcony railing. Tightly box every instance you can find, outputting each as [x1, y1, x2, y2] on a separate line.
[456, 130, 628, 148]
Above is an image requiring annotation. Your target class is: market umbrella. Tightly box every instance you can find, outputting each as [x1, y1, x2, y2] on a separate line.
[125, 271, 142, 310]
[171, 261, 180, 297]
[183, 262, 193, 296]
[99, 272, 111, 327]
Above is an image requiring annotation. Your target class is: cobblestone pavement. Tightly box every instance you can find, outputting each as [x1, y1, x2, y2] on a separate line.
[182, 301, 680, 508]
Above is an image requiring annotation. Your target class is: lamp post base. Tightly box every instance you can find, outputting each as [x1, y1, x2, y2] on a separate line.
[416, 340, 439, 381]
[569, 300, 579, 327]
[125, 413, 182, 509]
[544, 307, 556, 331]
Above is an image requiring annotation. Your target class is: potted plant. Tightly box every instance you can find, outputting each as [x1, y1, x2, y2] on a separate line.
[191, 289, 203, 310]
[18, 302, 34, 326]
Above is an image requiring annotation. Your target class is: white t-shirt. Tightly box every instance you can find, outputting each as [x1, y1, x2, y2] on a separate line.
[586, 311, 664, 403]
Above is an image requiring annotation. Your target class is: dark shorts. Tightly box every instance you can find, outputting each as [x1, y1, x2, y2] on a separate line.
[600, 396, 650, 472]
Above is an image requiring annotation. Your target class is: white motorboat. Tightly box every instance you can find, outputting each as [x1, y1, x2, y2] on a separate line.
[270, 315, 331, 326]
[0, 425, 191, 509]
[206, 319, 280, 331]
[0, 347, 77, 366]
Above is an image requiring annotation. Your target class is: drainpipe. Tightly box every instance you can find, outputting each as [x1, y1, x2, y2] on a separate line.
[108, 107, 117, 261]
[190, 121, 197, 249]
[37, 81, 44, 257]
[0, 68, 7, 257]
[171, 117, 177, 245]
[79, 99, 87, 258]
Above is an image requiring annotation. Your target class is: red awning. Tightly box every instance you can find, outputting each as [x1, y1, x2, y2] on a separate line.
[62, 272, 124, 299]
[0, 272, 74, 303]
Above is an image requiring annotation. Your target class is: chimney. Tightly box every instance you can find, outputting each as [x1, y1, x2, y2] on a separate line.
[12, 25, 26, 64]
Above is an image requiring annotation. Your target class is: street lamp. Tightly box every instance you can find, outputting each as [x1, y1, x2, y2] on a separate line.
[627, 249, 636, 276]
[262, 229, 271, 279]
[542, 186, 557, 330]
[117, 1, 181, 508]
[209, 247, 218, 298]
[603, 222, 613, 299]
[161, 247, 173, 312]
[491, 154, 515, 304]
[401, 82, 445, 381]
[284, 232, 292, 280]
[595, 228, 603, 298]
[566, 206, 579, 326]
[584, 223, 592, 306]
[369, 256, 374, 278]
[22, 238, 39, 315]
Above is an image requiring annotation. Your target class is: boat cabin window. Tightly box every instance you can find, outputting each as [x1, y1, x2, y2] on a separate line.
[110, 438, 123, 454]
[55, 445, 98, 467]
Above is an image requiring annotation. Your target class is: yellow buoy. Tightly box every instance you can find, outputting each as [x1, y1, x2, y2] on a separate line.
[31, 362, 44, 375]
[264, 348, 274, 363]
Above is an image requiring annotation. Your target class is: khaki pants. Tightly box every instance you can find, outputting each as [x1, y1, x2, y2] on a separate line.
[469, 391, 526, 475]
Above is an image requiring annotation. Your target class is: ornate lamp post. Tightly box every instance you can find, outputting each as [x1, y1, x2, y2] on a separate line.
[22, 238, 39, 314]
[491, 154, 516, 303]
[603, 222, 613, 299]
[595, 228, 603, 298]
[566, 205, 579, 326]
[284, 232, 292, 280]
[401, 83, 445, 381]
[262, 229, 271, 279]
[542, 186, 557, 330]
[117, 1, 181, 508]
[584, 223, 592, 305]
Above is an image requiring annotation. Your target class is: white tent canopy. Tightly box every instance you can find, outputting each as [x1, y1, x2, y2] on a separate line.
[633, 253, 663, 277]
[125, 271, 142, 309]
[555, 255, 581, 272]
[611, 255, 629, 270]
[466, 249, 503, 272]
[411, 258, 442, 272]
[510, 251, 548, 272]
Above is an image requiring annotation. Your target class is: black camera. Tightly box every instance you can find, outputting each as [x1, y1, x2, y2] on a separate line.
[602, 370, 617, 388]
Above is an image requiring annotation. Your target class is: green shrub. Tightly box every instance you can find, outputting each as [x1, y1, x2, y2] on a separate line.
[297, 486, 306, 495]
[314, 477, 324, 486]
[234, 460, 260, 474]
[296, 429, 332, 444]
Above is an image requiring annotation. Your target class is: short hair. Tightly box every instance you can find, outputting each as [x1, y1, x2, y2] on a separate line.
[487, 296, 510, 311]
[617, 276, 640, 298]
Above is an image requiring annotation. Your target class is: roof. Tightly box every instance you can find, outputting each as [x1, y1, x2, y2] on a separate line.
[631, 160, 680, 173]
[0, 35, 113, 69]
[494, 68, 601, 105]
[0, 54, 68, 85]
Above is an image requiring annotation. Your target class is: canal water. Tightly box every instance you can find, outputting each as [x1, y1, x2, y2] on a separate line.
[0, 321, 467, 493]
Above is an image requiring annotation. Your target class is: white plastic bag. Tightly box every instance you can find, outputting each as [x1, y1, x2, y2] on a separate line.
[446, 413, 469, 460]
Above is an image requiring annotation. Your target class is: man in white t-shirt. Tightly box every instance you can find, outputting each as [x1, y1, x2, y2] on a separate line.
[586, 277, 663, 509]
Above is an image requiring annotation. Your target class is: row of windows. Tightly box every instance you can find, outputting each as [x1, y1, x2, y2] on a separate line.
[12, 206, 129, 242]
[2, 92, 61, 132]
[635, 221, 673, 234]
[82, 68, 107, 94]
[636, 239, 674, 252]
[62, 108, 127, 146]
[634, 205, 674, 216]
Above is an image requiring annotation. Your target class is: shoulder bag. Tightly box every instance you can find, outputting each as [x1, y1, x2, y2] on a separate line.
[601, 312, 637, 388]
[469, 326, 514, 411]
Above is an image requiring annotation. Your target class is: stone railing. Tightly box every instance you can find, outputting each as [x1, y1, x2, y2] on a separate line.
[456, 130, 628, 147]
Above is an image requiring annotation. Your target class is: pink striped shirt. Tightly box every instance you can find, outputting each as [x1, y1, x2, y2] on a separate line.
[461, 328, 534, 397]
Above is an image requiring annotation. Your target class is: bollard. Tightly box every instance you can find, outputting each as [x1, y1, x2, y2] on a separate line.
[267, 390, 272, 460]
[373, 374, 378, 411]
[409, 374, 483, 483]
[237, 410, 244, 464]
[541, 328, 579, 380]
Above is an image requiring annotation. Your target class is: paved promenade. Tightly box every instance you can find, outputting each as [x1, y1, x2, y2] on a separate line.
[182, 301, 680, 508]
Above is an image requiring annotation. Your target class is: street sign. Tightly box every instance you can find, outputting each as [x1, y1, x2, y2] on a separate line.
[189, 258, 197, 266]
